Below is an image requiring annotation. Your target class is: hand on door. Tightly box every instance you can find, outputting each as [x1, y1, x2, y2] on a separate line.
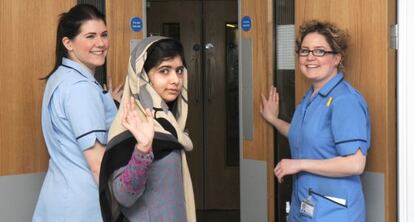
[260, 86, 280, 124]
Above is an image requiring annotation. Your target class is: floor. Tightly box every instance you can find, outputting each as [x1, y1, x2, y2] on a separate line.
[196, 210, 240, 222]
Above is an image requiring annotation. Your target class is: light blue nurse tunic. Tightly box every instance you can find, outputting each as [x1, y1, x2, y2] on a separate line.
[33, 58, 117, 222]
[287, 73, 371, 222]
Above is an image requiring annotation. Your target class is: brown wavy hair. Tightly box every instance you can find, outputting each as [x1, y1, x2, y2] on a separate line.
[296, 20, 350, 72]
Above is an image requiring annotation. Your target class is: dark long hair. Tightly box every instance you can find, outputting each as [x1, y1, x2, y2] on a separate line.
[143, 38, 187, 73]
[42, 4, 105, 80]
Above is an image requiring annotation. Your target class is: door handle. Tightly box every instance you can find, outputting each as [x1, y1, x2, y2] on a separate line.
[205, 43, 214, 49]
[190, 54, 201, 103]
[191, 44, 202, 103]
[206, 56, 216, 102]
[205, 43, 215, 102]
[188, 48, 201, 103]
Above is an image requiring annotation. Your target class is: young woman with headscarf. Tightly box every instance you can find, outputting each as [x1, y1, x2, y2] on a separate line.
[99, 36, 196, 222]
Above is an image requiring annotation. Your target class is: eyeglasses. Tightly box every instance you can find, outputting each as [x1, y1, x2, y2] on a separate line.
[297, 48, 337, 57]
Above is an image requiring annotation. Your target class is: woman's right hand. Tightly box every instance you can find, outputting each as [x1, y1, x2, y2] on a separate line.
[260, 86, 280, 124]
[121, 96, 154, 154]
[274, 158, 301, 183]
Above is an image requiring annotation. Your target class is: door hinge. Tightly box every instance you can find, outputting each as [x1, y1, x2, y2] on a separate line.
[390, 24, 398, 50]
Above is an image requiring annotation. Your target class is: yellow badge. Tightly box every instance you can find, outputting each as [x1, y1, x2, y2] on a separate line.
[326, 97, 333, 107]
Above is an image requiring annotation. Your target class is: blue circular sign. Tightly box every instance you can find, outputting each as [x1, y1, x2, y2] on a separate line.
[241, 16, 252, 32]
[130, 16, 143, 32]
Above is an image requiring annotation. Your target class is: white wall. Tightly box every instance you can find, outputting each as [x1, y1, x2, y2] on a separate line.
[397, 0, 414, 221]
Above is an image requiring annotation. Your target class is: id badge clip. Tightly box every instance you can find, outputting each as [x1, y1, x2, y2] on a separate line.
[300, 195, 315, 218]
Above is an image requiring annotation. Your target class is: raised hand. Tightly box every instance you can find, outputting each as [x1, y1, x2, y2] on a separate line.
[260, 86, 280, 123]
[121, 96, 154, 154]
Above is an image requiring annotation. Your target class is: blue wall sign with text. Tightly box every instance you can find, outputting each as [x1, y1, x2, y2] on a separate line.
[130, 16, 143, 32]
[241, 16, 252, 32]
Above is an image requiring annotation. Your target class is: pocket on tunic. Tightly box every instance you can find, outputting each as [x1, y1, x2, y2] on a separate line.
[309, 188, 349, 221]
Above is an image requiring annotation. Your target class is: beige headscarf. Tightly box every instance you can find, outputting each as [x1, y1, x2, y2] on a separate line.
[100, 36, 196, 222]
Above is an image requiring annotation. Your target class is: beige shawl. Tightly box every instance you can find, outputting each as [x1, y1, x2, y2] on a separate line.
[99, 36, 196, 222]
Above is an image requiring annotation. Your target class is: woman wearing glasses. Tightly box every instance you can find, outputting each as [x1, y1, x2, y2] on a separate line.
[261, 20, 370, 221]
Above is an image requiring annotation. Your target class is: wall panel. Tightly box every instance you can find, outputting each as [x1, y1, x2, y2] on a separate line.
[105, 0, 144, 86]
[0, 0, 76, 175]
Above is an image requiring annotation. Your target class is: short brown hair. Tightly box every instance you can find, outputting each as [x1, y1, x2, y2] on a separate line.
[296, 20, 350, 72]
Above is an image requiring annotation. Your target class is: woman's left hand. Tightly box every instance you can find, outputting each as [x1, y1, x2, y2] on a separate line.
[274, 159, 301, 183]
[121, 96, 154, 154]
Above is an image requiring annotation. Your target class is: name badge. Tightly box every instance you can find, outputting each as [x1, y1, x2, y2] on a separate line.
[300, 197, 315, 218]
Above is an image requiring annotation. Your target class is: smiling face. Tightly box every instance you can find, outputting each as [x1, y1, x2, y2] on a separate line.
[299, 32, 342, 91]
[148, 55, 185, 102]
[63, 19, 109, 73]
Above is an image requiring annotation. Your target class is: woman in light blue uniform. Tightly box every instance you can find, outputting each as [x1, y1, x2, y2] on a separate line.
[261, 20, 370, 221]
[33, 4, 119, 222]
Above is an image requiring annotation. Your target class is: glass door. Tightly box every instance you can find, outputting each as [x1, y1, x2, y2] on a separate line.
[147, 0, 239, 220]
